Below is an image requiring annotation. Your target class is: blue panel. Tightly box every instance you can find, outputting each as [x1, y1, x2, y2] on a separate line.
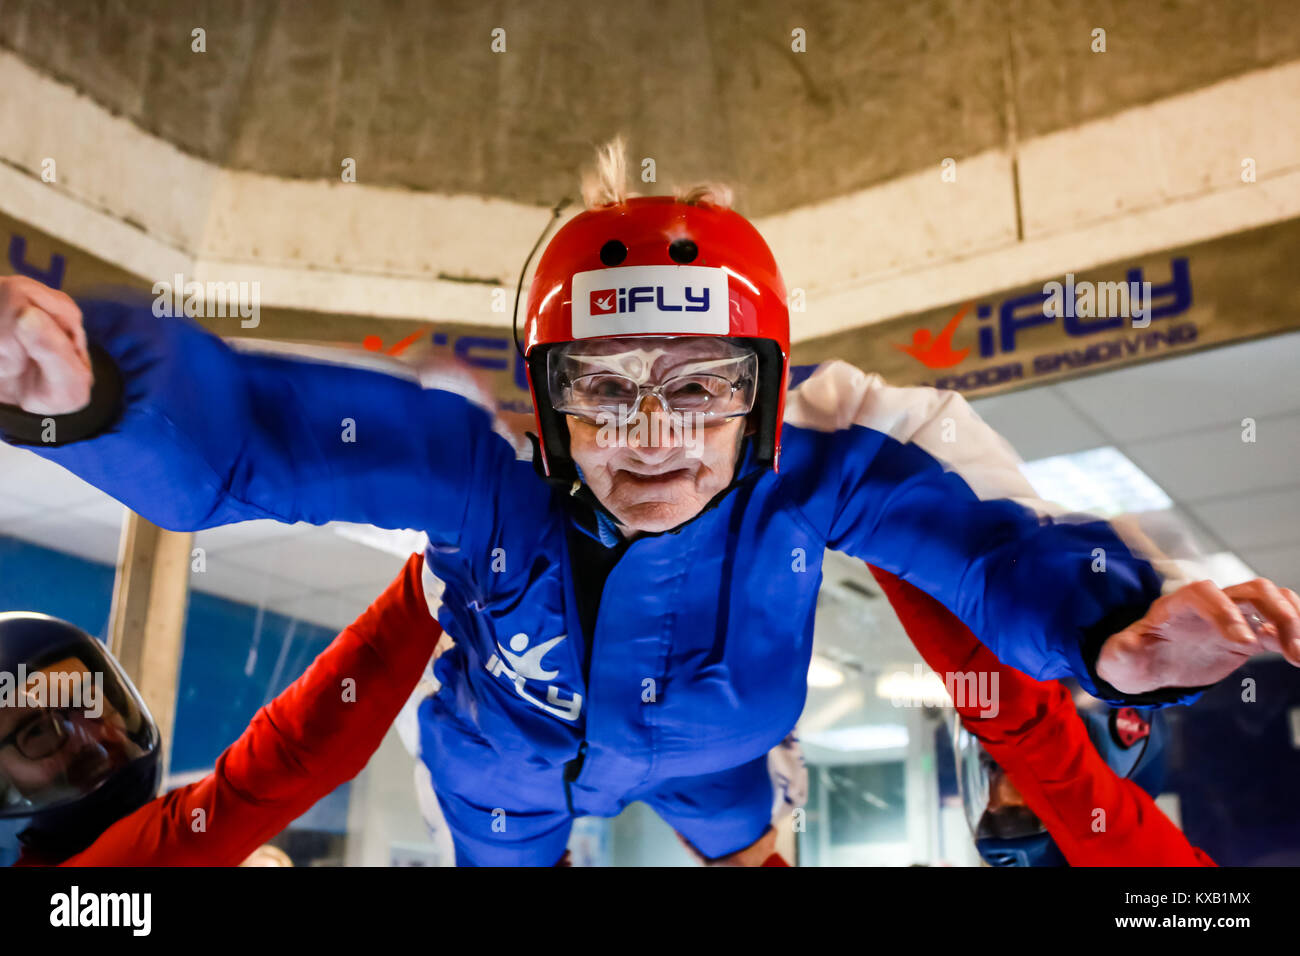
[0, 536, 115, 641]
[169, 590, 337, 775]
[1162, 657, 1300, 865]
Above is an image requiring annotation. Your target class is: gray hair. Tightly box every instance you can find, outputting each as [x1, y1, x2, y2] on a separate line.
[580, 136, 734, 210]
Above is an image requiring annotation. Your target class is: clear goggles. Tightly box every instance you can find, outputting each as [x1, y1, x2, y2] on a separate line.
[548, 338, 758, 426]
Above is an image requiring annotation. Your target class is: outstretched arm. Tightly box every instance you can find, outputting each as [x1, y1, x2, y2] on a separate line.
[62, 552, 442, 866]
[784, 361, 1298, 704]
[0, 277, 502, 539]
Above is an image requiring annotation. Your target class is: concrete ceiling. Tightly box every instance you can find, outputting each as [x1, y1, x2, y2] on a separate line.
[2, 0, 1298, 217]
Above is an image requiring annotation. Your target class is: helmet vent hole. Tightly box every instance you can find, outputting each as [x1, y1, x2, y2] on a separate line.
[599, 240, 627, 266]
[668, 238, 698, 264]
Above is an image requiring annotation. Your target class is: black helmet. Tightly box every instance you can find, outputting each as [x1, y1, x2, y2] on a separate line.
[0, 613, 160, 861]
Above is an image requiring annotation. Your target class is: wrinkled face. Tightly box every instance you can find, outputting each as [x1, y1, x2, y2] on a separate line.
[557, 336, 754, 535]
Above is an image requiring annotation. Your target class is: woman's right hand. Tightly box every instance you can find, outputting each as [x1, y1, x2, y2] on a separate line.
[0, 275, 93, 416]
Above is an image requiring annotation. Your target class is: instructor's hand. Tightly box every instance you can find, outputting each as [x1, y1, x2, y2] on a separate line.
[1097, 578, 1300, 694]
[0, 275, 92, 415]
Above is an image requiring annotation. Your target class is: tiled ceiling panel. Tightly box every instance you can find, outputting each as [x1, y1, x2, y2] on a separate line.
[1051, 331, 1300, 443]
[1124, 415, 1300, 505]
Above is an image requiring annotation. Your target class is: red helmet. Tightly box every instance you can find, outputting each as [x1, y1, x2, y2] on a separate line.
[522, 196, 790, 478]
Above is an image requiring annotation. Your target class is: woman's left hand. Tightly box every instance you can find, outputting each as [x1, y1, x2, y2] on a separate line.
[1096, 578, 1300, 694]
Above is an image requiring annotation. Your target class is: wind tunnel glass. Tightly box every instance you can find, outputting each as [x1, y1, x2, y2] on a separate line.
[548, 339, 758, 426]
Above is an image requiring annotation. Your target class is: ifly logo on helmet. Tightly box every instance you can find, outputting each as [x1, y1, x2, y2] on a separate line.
[588, 286, 710, 316]
[571, 265, 730, 337]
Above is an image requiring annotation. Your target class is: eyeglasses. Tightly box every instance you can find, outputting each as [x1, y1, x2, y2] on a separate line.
[0, 707, 74, 760]
[550, 348, 757, 426]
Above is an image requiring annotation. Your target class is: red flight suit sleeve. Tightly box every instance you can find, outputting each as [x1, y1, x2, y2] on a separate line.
[59, 552, 441, 866]
[866, 565, 1215, 867]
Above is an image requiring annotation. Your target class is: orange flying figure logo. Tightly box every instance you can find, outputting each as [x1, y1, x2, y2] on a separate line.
[893, 303, 972, 369]
[362, 331, 426, 357]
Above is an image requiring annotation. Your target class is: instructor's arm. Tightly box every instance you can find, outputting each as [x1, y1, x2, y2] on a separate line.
[59, 552, 443, 866]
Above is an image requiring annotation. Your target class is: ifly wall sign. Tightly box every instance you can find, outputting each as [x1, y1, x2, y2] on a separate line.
[792, 216, 1300, 398]
[4, 210, 1300, 409]
[897, 259, 1187, 391]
